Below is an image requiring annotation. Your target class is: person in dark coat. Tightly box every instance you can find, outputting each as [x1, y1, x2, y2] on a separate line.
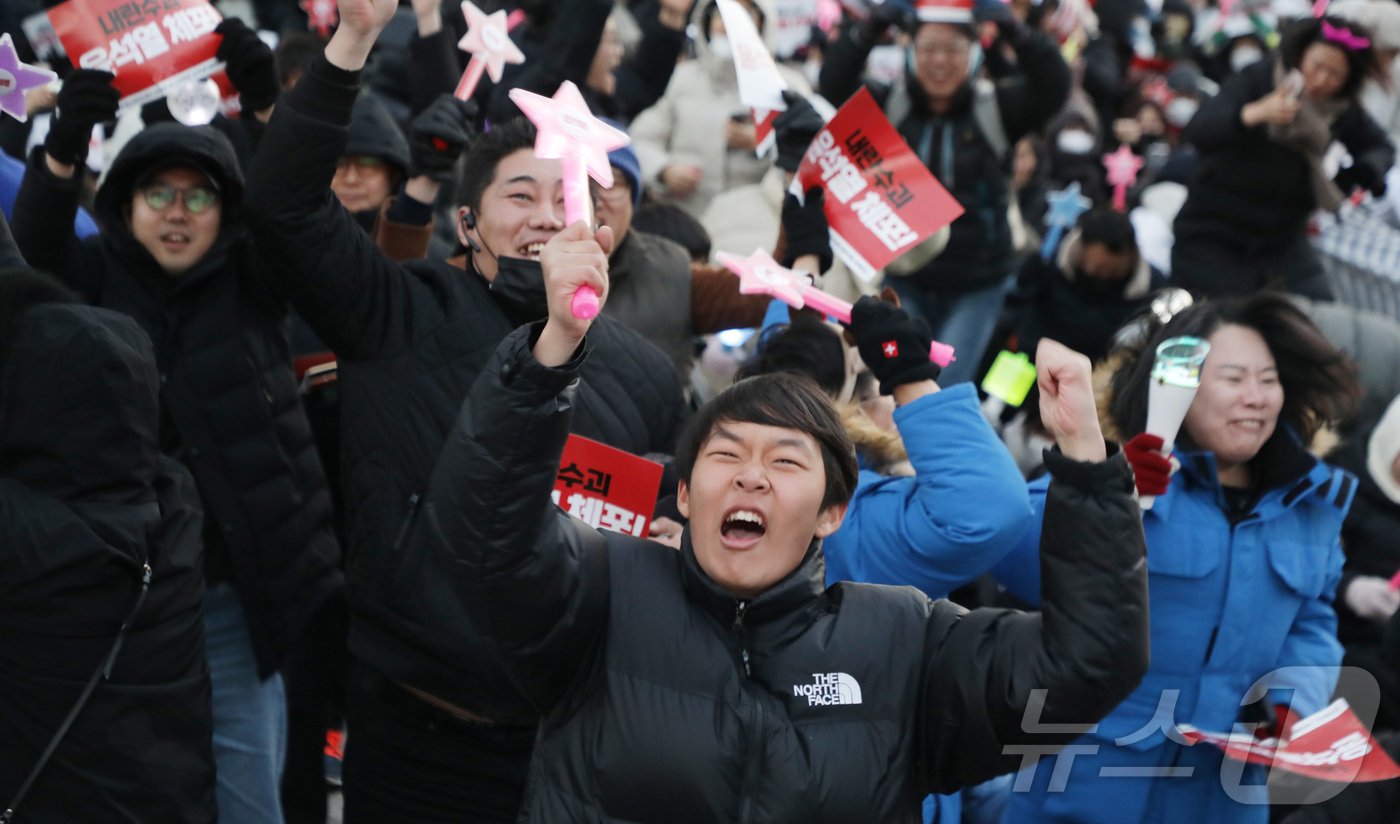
[242, 7, 690, 818]
[1010, 209, 1167, 365]
[407, 226, 1149, 821]
[1172, 16, 1396, 300]
[10, 74, 342, 824]
[0, 269, 216, 824]
[819, 0, 1071, 384]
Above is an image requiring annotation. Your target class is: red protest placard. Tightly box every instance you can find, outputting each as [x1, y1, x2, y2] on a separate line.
[48, 0, 222, 108]
[794, 87, 964, 284]
[1179, 700, 1400, 783]
[552, 435, 664, 538]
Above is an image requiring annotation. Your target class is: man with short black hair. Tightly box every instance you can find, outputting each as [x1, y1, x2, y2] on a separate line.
[243, 2, 688, 817]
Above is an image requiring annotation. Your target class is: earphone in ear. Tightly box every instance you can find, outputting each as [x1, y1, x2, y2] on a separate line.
[460, 211, 482, 253]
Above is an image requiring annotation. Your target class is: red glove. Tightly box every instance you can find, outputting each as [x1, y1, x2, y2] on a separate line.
[1124, 433, 1173, 497]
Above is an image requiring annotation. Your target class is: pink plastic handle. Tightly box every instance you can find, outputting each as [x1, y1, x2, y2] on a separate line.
[454, 57, 486, 101]
[562, 154, 600, 319]
[1389, 570, 1400, 590]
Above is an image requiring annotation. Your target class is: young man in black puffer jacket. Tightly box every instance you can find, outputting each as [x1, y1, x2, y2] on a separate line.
[411, 212, 1151, 821]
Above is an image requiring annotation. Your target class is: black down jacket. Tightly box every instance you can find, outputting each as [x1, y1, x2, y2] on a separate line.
[243, 57, 688, 716]
[0, 304, 215, 823]
[11, 124, 342, 677]
[415, 323, 1150, 823]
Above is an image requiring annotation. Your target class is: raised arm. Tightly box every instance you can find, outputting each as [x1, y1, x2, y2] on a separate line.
[609, 0, 690, 121]
[10, 69, 119, 289]
[421, 220, 616, 710]
[918, 340, 1149, 792]
[243, 0, 431, 359]
[990, 20, 1072, 143]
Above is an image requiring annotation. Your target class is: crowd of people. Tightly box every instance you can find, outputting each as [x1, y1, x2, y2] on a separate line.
[2, 0, 1400, 821]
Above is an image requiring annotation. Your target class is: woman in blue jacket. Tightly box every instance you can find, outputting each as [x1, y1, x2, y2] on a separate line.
[997, 292, 1361, 823]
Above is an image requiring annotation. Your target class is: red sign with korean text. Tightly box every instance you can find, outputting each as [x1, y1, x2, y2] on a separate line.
[794, 87, 964, 284]
[1179, 700, 1400, 783]
[552, 435, 664, 538]
[48, 0, 223, 108]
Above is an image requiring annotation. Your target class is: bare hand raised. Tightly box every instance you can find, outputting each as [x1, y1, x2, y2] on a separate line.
[534, 221, 614, 366]
[1036, 339, 1106, 463]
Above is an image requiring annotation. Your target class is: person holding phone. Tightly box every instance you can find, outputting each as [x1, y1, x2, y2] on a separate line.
[1172, 16, 1395, 300]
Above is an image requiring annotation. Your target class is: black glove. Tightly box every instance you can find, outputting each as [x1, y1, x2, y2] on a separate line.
[857, 1, 913, 46]
[849, 296, 940, 394]
[974, 1, 1030, 46]
[216, 18, 279, 113]
[45, 69, 119, 166]
[780, 188, 833, 274]
[773, 90, 824, 173]
[408, 95, 479, 181]
[1335, 163, 1386, 198]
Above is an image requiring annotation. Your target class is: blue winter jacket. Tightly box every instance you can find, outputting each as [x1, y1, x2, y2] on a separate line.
[824, 383, 1034, 599]
[994, 427, 1353, 821]
[825, 383, 1033, 824]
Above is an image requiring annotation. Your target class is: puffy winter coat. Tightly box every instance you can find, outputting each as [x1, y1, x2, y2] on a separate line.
[417, 322, 1150, 823]
[0, 304, 215, 823]
[997, 427, 1354, 823]
[244, 57, 689, 716]
[11, 124, 342, 677]
[1175, 58, 1394, 248]
[631, 0, 809, 217]
[819, 24, 1071, 293]
[823, 383, 1032, 597]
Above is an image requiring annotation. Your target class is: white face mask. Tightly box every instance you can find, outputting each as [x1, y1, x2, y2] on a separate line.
[1230, 45, 1263, 73]
[1166, 97, 1199, 127]
[1056, 129, 1096, 155]
[709, 35, 732, 61]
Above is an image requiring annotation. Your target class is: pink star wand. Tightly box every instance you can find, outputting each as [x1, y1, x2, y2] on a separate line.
[715, 249, 957, 367]
[456, 1, 526, 101]
[509, 81, 630, 319]
[1103, 145, 1144, 212]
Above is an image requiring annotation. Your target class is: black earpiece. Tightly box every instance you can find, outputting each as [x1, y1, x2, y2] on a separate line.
[460, 211, 482, 253]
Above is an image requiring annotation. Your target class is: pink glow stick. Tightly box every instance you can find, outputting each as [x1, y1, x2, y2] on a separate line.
[1389, 570, 1400, 590]
[716, 249, 956, 367]
[509, 82, 631, 319]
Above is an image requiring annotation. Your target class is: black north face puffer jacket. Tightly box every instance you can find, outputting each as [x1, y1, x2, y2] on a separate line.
[12, 124, 342, 676]
[417, 324, 1151, 823]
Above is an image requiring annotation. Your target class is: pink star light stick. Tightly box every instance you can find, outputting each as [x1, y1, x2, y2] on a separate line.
[301, 0, 339, 36]
[715, 249, 957, 367]
[456, 1, 526, 101]
[0, 33, 57, 124]
[1103, 145, 1144, 212]
[509, 81, 630, 319]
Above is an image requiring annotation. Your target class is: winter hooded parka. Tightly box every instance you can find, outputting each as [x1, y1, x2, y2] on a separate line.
[10, 124, 343, 676]
[0, 304, 215, 823]
[414, 322, 1152, 823]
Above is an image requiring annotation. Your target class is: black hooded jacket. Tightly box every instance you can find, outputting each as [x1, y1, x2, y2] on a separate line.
[0, 304, 215, 823]
[11, 124, 342, 677]
[413, 323, 1150, 822]
[244, 57, 688, 716]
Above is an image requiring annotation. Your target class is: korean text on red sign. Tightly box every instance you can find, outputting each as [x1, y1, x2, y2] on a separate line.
[551, 435, 664, 538]
[794, 87, 964, 284]
[47, 0, 222, 108]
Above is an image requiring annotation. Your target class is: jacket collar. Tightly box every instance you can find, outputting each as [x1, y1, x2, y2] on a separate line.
[679, 530, 829, 648]
[1162, 426, 1328, 520]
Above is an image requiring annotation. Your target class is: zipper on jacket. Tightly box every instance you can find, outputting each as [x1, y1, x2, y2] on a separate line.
[733, 601, 750, 675]
[392, 493, 423, 550]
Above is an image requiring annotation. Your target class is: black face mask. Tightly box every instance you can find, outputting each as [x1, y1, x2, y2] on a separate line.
[488, 255, 549, 318]
[1072, 271, 1127, 300]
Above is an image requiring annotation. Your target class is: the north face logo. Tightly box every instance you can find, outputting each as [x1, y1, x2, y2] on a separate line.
[793, 673, 862, 706]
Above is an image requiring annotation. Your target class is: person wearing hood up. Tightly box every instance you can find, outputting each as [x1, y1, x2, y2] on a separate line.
[242, 2, 688, 818]
[10, 76, 343, 824]
[630, 0, 811, 217]
[0, 266, 216, 823]
[819, 0, 1071, 385]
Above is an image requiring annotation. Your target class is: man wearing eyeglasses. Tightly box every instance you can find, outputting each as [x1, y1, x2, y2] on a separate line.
[10, 69, 343, 824]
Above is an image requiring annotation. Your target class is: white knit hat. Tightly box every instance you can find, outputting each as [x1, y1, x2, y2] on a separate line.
[1368, 393, 1400, 504]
